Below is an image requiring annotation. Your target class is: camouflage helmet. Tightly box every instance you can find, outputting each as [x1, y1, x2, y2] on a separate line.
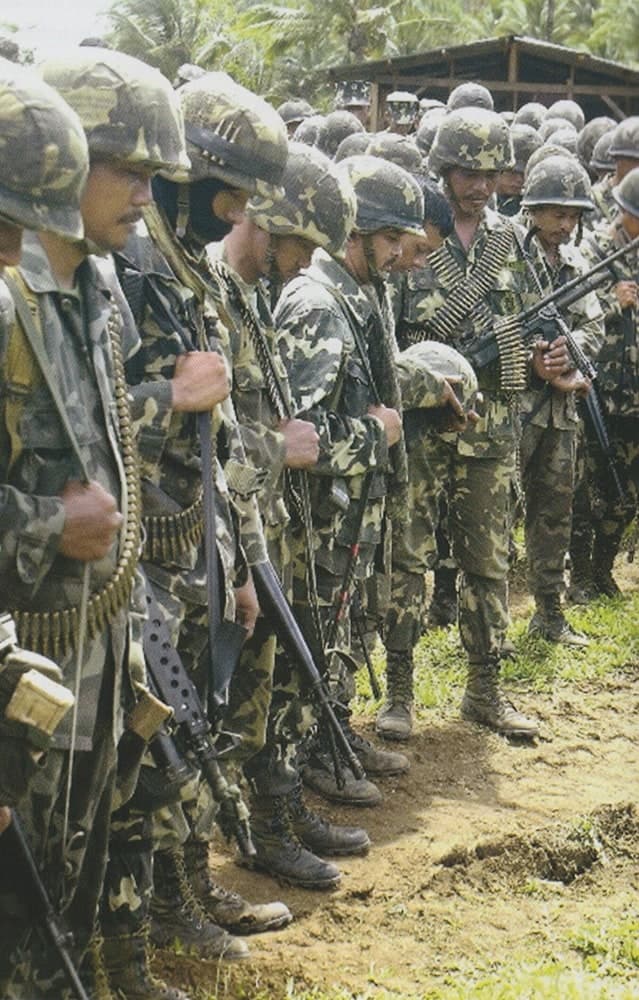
[513, 102, 546, 130]
[576, 116, 615, 168]
[397, 341, 478, 410]
[334, 80, 371, 109]
[276, 98, 314, 127]
[590, 131, 615, 172]
[447, 82, 494, 112]
[548, 126, 579, 156]
[608, 117, 639, 159]
[366, 132, 423, 173]
[415, 108, 447, 156]
[317, 109, 364, 158]
[178, 72, 288, 196]
[336, 154, 424, 235]
[246, 141, 356, 257]
[538, 116, 576, 143]
[522, 154, 594, 211]
[524, 143, 574, 181]
[334, 131, 370, 162]
[293, 114, 326, 147]
[40, 48, 189, 177]
[546, 99, 585, 132]
[0, 57, 88, 239]
[509, 123, 543, 172]
[429, 108, 514, 175]
[385, 90, 419, 126]
[419, 97, 445, 113]
[612, 165, 639, 217]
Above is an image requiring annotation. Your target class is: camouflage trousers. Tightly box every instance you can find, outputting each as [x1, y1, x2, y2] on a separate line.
[387, 432, 514, 662]
[586, 414, 639, 552]
[520, 419, 577, 597]
[0, 661, 118, 999]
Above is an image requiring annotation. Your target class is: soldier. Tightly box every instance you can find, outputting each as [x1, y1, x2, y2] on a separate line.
[274, 154, 425, 804]
[318, 109, 365, 158]
[208, 141, 371, 886]
[395, 107, 570, 738]
[447, 81, 494, 112]
[579, 168, 639, 595]
[384, 90, 419, 135]
[576, 116, 616, 177]
[496, 124, 543, 217]
[108, 69, 293, 981]
[366, 132, 423, 174]
[546, 99, 585, 133]
[0, 49, 185, 998]
[334, 80, 371, 128]
[518, 154, 604, 644]
[591, 117, 639, 226]
[514, 102, 547, 130]
[276, 98, 315, 137]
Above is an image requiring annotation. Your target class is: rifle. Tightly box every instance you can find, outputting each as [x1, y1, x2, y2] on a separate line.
[3, 813, 89, 1000]
[252, 561, 365, 780]
[142, 583, 255, 857]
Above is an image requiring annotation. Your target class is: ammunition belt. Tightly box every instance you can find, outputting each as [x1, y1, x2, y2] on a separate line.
[493, 316, 528, 393]
[142, 488, 204, 563]
[13, 308, 141, 661]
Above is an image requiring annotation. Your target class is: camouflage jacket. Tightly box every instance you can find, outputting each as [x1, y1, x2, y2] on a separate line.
[519, 236, 605, 430]
[582, 220, 639, 416]
[394, 208, 540, 459]
[274, 250, 390, 580]
[206, 241, 289, 534]
[0, 235, 140, 749]
[118, 208, 267, 615]
[589, 173, 617, 229]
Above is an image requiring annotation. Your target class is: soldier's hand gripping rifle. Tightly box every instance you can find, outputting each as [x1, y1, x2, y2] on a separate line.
[466, 232, 639, 501]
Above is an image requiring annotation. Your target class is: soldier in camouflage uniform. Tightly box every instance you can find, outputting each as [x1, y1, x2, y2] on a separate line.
[276, 98, 315, 137]
[393, 107, 571, 738]
[518, 154, 604, 644]
[384, 90, 419, 135]
[579, 168, 639, 595]
[0, 49, 183, 999]
[591, 117, 639, 226]
[209, 141, 371, 886]
[274, 154, 425, 803]
[334, 80, 371, 128]
[447, 81, 494, 112]
[109, 70, 294, 982]
[495, 124, 542, 218]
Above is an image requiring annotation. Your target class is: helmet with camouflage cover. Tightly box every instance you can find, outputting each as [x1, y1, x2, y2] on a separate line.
[429, 108, 514, 175]
[334, 80, 371, 109]
[385, 90, 419, 127]
[40, 48, 189, 178]
[336, 154, 424, 235]
[415, 108, 447, 156]
[277, 98, 314, 127]
[178, 72, 288, 196]
[318, 109, 364, 158]
[334, 131, 369, 162]
[0, 58, 88, 239]
[366, 132, 422, 173]
[548, 126, 578, 156]
[447, 82, 494, 112]
[608, 117, 639, 159]
[546, 99, 585, 132]
[510, 123, 543, 172]
[524, 143, 574, 180]
[612, 166, 639, 217]
[522, 154, 594, 211]
[419, 97, 445, 113]
[576, 116, 615, 168]
[293, 114, 326, 147]
[397, 341, 478, 410]
[246, 141, 356, 257]
[590, 130, 615, 172]
[538, 116, 576, 143]
[513, 102, 546, 130]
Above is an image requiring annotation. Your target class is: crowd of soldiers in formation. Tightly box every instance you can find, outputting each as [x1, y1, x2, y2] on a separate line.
[0, 31, 637, 999]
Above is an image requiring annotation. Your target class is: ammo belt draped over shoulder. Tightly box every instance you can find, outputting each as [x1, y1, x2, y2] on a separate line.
[6, 276, 141, 661]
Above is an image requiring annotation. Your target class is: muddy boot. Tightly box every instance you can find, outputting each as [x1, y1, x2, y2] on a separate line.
[566, 540, 596, 605]
[82, 934, 117, 1000]
[342, 722, 409, 777]
[461, 659, 539, 738]
[102, 926, 192, 1000]
[287, 781, 371, 857]
[246, 794, 342, 889]
[528, 592, 589, 647]
[150, 846, 249, 961]
[375, 653, 414, 742]
[183, 837, 292, 935]
[427, 567, 458, 627]
[592, 535, 622, 597]
[301, 744, 383, 806]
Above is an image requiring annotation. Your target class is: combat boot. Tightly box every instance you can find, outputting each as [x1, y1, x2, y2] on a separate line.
[246, 794, 342, 889]
[375, 653, 414, 741]
[150, 846, 249, 961]
[461, 659, 539, 738]
[342, 722, 410, 777]
[592, 535, 622, 597]
[183, 837, 292, 935]
[102, 925, 192, 1000]
[528, 592, 589, 647]
[287, 780, 371, 857]
[566, 541, 596, 605]
[82, 933, 117, 1000]
[427, 566, 458, 627]
[300, 745, 383, 806]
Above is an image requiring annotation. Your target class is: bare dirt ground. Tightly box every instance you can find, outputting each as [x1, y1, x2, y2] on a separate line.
[158, 564, 639, 1000]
